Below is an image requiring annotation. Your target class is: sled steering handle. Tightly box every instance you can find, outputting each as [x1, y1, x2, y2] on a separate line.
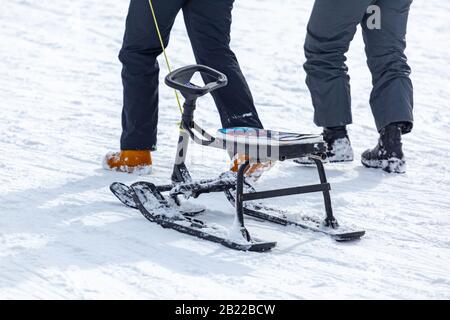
[165, 65, 228, 101]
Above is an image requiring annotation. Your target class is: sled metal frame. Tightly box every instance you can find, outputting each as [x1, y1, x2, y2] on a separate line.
[164, 77, 336, 241]
[170, 125, 338, 239]
[159, 64, 339, 242]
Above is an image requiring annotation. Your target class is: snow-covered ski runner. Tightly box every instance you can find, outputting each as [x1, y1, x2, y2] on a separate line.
[110, 177, 365, 247]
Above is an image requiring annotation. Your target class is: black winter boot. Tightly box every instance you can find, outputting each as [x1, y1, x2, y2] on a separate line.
[295, 126, 354, 164]
[361, 124, 406, 174]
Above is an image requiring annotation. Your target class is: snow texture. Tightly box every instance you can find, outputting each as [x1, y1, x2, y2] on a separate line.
[1, 0, 449, 299]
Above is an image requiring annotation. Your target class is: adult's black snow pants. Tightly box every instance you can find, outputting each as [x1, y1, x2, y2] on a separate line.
[304, 0, 414, 133]
[119, 0, 263, 150]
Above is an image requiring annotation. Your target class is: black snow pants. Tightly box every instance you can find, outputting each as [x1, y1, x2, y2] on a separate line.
[119, 0, 263, 151]
[304, 0, 414, 133]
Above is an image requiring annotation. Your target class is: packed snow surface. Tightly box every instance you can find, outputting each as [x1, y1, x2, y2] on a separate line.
[1, 0, 449, 299]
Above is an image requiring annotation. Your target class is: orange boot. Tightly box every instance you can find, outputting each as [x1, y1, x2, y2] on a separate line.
[103, 150, 152, 174]
[230, 154, 273, 182]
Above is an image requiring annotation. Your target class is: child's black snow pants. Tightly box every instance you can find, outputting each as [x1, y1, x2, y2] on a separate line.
[119, 0, 263, 150]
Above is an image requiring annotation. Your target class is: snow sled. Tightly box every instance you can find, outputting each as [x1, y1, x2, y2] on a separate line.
[110, 65, 365, 252]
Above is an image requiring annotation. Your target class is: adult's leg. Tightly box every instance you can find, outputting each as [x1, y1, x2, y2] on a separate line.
[304, 0, 374, 128]
[362, 0, 414, 133]
[119, 0, 184, 150]
[182, 0, 263, 129]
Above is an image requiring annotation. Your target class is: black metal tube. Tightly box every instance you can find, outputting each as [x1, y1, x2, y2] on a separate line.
[312, 158, 337, 226]
[242, 183, 330, 201]
[171, 129, 192, 183]
[156, 179, 222, 193]
[236, 160, 250, 228]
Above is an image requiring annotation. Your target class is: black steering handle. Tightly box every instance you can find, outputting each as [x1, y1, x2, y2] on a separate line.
[165, 65, 228, 100]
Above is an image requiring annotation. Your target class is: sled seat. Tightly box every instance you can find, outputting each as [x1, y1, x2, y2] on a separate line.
[217, 127, 326, 161]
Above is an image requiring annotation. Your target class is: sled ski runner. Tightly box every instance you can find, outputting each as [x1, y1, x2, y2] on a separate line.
[223, 187, 365, 242]
[112, 178, 365, 242]
[110, 65, 366, 251]
[110, 182, 138, 209]
[110, 182, 206, 216]
[129, 182, 276, 252]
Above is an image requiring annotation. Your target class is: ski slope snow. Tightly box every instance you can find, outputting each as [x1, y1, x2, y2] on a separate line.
[0, 0, 449, 299]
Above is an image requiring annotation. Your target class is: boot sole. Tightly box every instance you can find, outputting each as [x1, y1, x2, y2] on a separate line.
[361, 158, 406, 174]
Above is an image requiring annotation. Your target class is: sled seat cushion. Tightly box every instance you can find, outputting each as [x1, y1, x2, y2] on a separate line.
[217, 127, 326, 161]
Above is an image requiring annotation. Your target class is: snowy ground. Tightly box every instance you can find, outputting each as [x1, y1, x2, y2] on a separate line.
[1, 0, 449, 299]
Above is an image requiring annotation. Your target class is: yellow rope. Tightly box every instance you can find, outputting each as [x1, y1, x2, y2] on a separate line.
[148, 0, 183, 114]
